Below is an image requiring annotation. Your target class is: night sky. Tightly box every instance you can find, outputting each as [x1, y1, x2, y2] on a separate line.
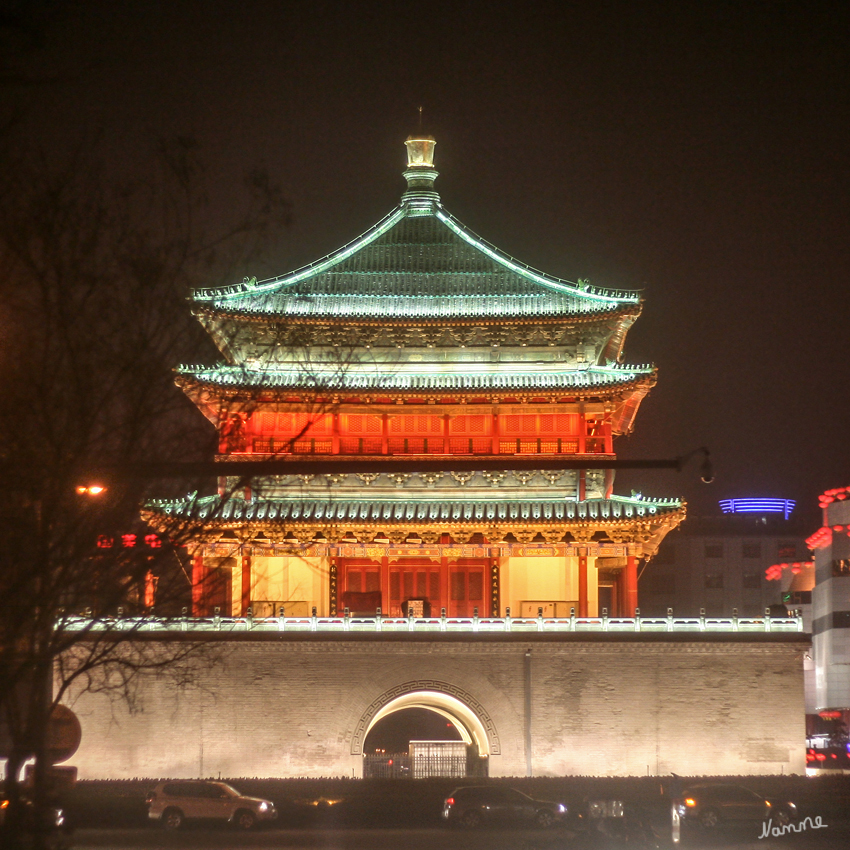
[8, 1, 849, 526]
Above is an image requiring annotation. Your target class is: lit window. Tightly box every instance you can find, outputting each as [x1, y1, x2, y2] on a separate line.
[832, 559, 850, 577]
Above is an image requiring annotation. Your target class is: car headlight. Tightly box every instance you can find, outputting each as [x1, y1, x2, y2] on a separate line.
[558, 804, 566, 813]
[257, 802, 269, 812]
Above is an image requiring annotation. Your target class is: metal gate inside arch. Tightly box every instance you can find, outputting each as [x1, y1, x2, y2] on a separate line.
[354, 684, 498, 779]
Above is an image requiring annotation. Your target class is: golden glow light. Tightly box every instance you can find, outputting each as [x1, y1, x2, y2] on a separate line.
[77, 484, 106, 496]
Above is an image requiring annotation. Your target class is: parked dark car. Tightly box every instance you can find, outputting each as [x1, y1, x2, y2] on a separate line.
[677, 783, 796, 828]
[442, 785, 567, 828]
[0, 791, 67, 847]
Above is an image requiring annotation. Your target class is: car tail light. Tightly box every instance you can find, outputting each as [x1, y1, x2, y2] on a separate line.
[0, 800, 9, 810]
[445, 797, 455, 806]
[145, 793, 156, 804]
[684, 798, 696, 807]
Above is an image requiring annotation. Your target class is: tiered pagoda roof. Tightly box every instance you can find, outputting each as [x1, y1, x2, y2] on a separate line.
[146, 136, 685, 553]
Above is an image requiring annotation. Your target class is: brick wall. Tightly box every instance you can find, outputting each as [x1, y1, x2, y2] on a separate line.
[64, 635, 807, 778]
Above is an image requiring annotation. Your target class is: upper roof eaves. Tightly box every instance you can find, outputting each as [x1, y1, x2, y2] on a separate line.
[192, 204, 641, 320]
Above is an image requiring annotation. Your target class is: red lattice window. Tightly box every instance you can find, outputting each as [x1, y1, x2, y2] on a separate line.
[391, 437, 430, 454]
[257, 412, 332, 437]
[342, 414, 382, 434]
[257, 411, 277, 432]
[388, 415, 442, 435]
[339, 437, 382, 454]
[502, 414, 536, 434]
[293, 440, 332, 454]
[539, 413, 579, 434]
[498, 437, 580, 454]
[450, 415, 490, 434]
[502, 412, 579, 436]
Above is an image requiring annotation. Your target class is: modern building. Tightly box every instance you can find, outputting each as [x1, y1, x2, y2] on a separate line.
[639, 498, 811, 619]
[147, 135, 687, 621]
[809, 486, 850, 714]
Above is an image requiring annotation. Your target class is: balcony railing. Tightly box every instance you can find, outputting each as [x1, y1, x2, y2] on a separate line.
[62, 608, 804, 635]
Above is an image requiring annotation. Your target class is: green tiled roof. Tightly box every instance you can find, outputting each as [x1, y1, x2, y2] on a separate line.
[192, 206, 640, 320]
[177, 363, 654, 392]
[149, 494, 683, 524]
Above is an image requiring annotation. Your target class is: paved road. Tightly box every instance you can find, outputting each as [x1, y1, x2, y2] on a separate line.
[68, 820, 850, 850]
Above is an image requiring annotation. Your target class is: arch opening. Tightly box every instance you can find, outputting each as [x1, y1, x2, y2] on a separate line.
[364, 690, 491, 756]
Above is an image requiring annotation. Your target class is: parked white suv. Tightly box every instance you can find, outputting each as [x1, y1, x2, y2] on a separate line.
[145, 780, 277, 830]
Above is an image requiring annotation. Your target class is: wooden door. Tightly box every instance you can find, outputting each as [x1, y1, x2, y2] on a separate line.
[448, 562, 487, 617]
[340, 559, 382, 614]
[389, 560, 441, 617]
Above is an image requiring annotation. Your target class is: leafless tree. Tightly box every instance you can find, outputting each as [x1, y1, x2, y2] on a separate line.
[0, 139, 289, 848]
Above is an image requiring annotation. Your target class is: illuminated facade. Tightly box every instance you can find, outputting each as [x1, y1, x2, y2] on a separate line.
[147, 136, 685, 622]
[808, 487, 850, 712]
[68, 139, 810, 781]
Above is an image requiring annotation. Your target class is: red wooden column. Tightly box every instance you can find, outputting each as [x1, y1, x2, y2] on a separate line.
[441, 543, 450, 615]
[577, 408, 587, 454]
[332, 412, 340, 454]
[623, 555, 639, 616]
[240, 554, 252, 615]
[191, 551, 207, 616]
[603, 414, 614, 454]
[578, 551, 588, 617]
[380, 554, 389, 614]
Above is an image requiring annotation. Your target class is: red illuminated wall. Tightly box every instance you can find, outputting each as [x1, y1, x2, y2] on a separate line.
[220, 409, 613, 457]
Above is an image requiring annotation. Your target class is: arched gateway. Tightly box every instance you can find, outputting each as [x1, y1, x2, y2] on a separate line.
[352, 681, 498, 778]
[351, 681, 500, 757]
